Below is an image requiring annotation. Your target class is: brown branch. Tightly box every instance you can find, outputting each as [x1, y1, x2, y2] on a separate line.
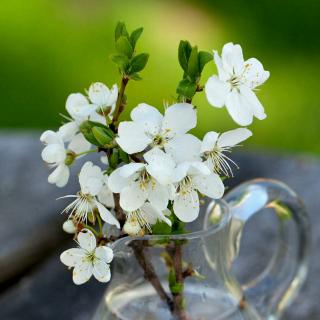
[112, 77, 129, 127]
[130, 241, 174, 311]
[167, 241, 189, 320]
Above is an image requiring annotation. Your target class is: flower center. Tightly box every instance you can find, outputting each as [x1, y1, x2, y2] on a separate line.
[127, 209, 151, 232]
[204, 145, 238, 177]
[177, 176, 193, 196]
[138, 169, 154, 191]
[85, 250, 96, 263]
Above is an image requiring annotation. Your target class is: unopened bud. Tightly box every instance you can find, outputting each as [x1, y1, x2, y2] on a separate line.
[63, 219, 77, 234]
[123, 219, 143, 236]
[64, 151, 76, 166]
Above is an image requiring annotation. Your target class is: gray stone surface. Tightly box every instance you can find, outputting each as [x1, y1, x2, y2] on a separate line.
[0, 134, 319, 319]
[0, 132, 87, 284]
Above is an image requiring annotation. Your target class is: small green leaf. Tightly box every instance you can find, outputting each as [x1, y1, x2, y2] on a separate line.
[92, 127, 113, 146]
[129, 27, 143, 49]
[152, 221, 172, 235]
[110, 53, 129, 66]
[116, 36, 133, 58]
[115, 22, 129, 41]
[119, 149, 130, 163]
[129, 73, 143, 81]
[109, 149, 119, 169]
[176, 79, 197, 99]
[129, 53, 149, 74]
[79, 121, 100, 146]
[178, 40, 192, 72]
[198, 51, 213, 72]
[187, 46, 199, 80]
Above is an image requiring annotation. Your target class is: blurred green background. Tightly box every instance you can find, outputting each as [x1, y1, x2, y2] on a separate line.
[1, 0, 319, 154]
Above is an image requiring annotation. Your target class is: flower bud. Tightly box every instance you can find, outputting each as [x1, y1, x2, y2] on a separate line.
[62, 219, 77, 234]
[64, 151, 76, 166]
[123, 219, 143, 236]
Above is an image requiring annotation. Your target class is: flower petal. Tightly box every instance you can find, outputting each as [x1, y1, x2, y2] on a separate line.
[201, 131, 219, 153]
[131, 103, 163, 136]
[79, 162, 104, 196]
[217, 128, 252, 147]
[221, 42, 244, 75]
[78, 229, 96, 252]
[243, 58, 270, 89]
[239, 85, 266, 120]
[119, 162, 145, 178]
[95, 246, 114, 263]
[141, 203, 172, 226]
[97, 186, 115, 208]
[120, 182, 148, 211]
[72, 261, 93, 285]
[148, 182, 170, 210]
[40, 130, 63, 145]
[145, 148, 176, 185]
[68, 133, 91, 154]
[60, 248, 85, 267]
[93, 260, 111, 283]
[116, 121, 151, 154]
[173, 190, 199, 223]
[162, 103, 197, 136]
[108, 167, 130, 193]
[213, 50, 229, 81]
[205, 76, 229, 108]
[165, 134, 201, 163]
[58, 122, 79, 142]
[193, 173, 225, 199]
[96, 201, 120, 229]
[88, 82, 111, 106]
[66, 93, 95, 121]
[41, 144, 66, 164]
[48, 164, 70, 187]
[225, 89, 254, 126]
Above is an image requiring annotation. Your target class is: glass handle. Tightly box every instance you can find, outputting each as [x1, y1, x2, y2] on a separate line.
[224, 178, 310, 319]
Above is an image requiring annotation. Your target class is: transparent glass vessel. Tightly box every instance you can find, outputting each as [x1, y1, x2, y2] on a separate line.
[93, 179, 310, 320]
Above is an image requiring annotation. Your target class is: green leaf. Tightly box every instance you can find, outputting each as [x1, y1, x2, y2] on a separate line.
[116, 36, 133, 58]
[198, 51, 213, 73]
[178, 40, 192, 72]
[109, 149, 119, 169]
[79, 121, 100, 146]
[79, 121, 114, 147]
[187, 46, 199, 80]
[92, 127, 113, 146]
[115, 22, 129, 41]
[129, 73, 143, 81]
[129, 53, 149, 74]
[176, 79, 197, 99]
[152, 220, 172, 235]
[119, 149, 130, 163]
[110, 53, 129, 66]
[129, 27, 143, 49]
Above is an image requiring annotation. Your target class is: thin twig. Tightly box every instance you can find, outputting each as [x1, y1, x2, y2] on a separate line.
[130, 241, 174, 311]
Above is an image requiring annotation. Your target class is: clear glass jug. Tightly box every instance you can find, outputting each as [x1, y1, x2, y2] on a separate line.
[93, 179, 310, 320]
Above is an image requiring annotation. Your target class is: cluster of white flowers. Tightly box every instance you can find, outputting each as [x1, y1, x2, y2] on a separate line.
[41, 42, 269, 285]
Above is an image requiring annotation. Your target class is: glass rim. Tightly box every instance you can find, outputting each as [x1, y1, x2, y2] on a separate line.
[111, 199, 231, 249]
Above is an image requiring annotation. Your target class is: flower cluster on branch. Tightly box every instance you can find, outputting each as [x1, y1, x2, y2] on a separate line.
[40, 22, 269, 285]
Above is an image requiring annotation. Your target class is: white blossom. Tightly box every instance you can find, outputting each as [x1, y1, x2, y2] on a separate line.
[201, 128, 252, 177]
[116, 102, 197, 154]
[60, 229, 113, 285]
[205, 42, 269, 126]
[61, 162, 119, 228]
[62, 219, 77, 234]
[172, 161, 224, 222]
[40, 130, 90, 187]
[108, 149, 175, 212]
[124, 203, 172, 235]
